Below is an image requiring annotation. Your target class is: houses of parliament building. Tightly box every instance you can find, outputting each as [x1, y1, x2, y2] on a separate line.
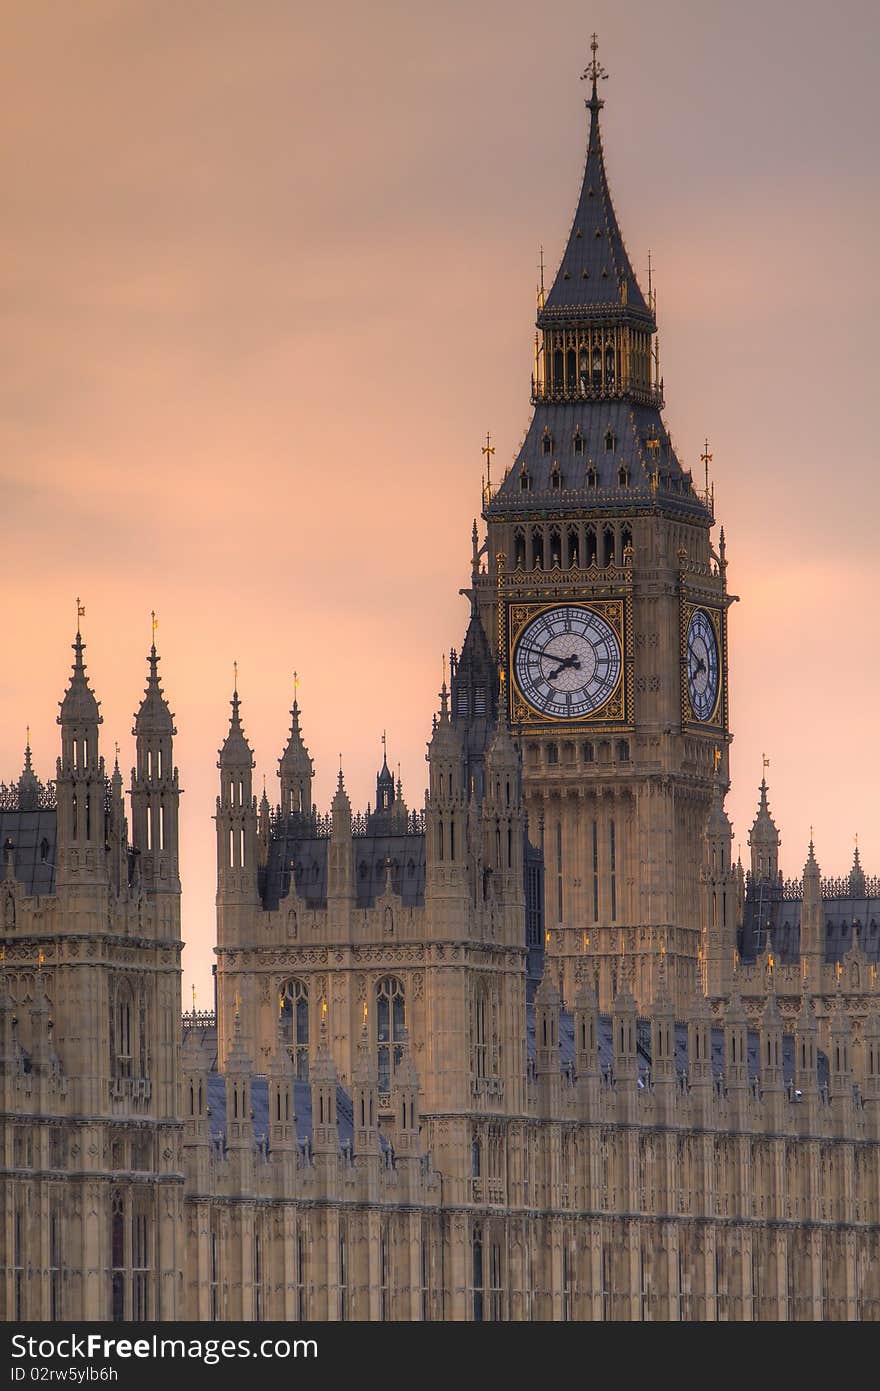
[3, 44, 880, 1322]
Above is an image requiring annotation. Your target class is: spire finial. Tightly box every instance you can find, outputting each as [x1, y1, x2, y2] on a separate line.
[75, 596, 85, 638]
[481, 431, 495, 495]
[537, 245, 546, 309]
[581, 32, 608, 109]
[701, 439, 713, 499]
[233, 660, 238, 695]
[151, 609, 158, 651]
[337, 752, 344, 791]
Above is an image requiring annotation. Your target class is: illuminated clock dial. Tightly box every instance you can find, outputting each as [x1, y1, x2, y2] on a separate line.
[686, 609, 720, 721]
[513, 605, 621, 720]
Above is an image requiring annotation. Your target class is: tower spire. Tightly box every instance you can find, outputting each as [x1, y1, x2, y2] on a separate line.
[581, 31, 608, 111]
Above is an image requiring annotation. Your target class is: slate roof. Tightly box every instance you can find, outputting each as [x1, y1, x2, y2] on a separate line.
[487, 399, 706, 519]
[541, 89, 650, 323]
[527, 1005, 829, 1091]
[740, 891, 880, 966]
[261, 831, 426, 913]
[0, 810, 57, 896]
[204, 1071, 390, 1155]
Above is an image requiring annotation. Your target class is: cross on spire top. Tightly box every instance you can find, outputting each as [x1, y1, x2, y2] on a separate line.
[581, 32, 608, 108]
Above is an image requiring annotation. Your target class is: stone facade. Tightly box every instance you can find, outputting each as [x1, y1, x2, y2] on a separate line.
[2, 47, 880, 1322]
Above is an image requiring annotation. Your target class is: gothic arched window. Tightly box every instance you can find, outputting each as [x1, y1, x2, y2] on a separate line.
[513, 529, 526, 567]
[531, 528, 544, 569]
[113, 981, 134, 1080]
[542, 428, 553, 456]
[604, 429, 615, 452]
[281, 979, 309, 1081]
[376, 976, 405, 1094]
[473, 983, 488, 1080]
[605, 343, 615, 387]
[573, 428, 584, 454]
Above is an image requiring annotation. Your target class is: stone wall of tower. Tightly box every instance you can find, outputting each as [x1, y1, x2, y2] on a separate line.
[0, 634, 185, 1321]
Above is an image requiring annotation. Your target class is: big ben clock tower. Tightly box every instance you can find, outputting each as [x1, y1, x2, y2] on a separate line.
[468, 39, 732, 1013]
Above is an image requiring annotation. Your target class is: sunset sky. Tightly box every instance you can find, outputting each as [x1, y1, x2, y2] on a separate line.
[3, 0, 879, 1005]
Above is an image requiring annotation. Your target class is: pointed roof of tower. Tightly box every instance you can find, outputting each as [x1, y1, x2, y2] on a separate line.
[16, 734, 43, 811]
[428, 678, 463, 759]
[134, 641, 175, 737]
[705, 769, 733, 841]
[58, 626, 101, 726]
[749, 773, 779, 846]
[218, 677, 254, 769]
[451, 608, 499, 726]
[225, 1001, 252, 1075]
[849, 840, 867, 897]
[541, 38, 650, 322]
[279, 678, 313, 777]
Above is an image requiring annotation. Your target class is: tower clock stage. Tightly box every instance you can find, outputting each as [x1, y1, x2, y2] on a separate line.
[461, 39, 733, 1013]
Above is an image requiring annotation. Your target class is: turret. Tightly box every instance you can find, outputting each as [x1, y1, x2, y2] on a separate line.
[702, 767, 736, 997]
[848, 841, 866, 898]
[573, 976, 600, 1097]
[16, 734, 44, 811]
[258, 781, 271, 867]
[393, 1031, 422, 1161]
[351, 1008, 381, 1163]
[310, 1003, 339, 1160]
[794, 989, 820, 1111]
[225, 1001, 255, 1162]
[266, 1018, 296, 1176]
[181, 1029, 211, 1189]
[450, 608, 499, 803]
[611, 971, 638, 1096]
[862, 1004, 880, 1134]
[800, 837, 823, 981]
[686, 984, 714, 1114]
[829, 992, 853, 1110]
[534, 970, 561, 1117]
[749, 774, 780, 884]
[724, 989, 749, 1099]
[107, 751, 130, 898]
[215, 677, 259, 906]
[425, 681, 468, 893]
[649, 957, 676, 1104]
[759, 980, 784, 1124]
[482, 718, 524, 908]
[278, 684, 313, 818]
[327, 764, 355, 929]
[55, 622, 107, 890]
[131, 635, 181, 915]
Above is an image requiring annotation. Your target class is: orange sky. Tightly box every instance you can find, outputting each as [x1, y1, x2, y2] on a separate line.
[3, 0, 879, 1006]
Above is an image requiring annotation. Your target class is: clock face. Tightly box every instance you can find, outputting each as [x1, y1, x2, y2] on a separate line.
[513, 605, 621, 720]
[686, 609, 720, 721]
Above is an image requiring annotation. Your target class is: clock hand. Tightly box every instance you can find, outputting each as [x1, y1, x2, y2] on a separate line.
[547, 655, 582, 680]
[694, 656, 707, 675]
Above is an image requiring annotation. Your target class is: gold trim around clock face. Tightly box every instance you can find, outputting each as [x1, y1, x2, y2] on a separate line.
[680, 600, 724, 728]
[508, 598, 626, 726]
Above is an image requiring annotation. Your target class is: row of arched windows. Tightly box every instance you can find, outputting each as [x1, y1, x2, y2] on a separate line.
[278, 975, 407, 1091]
[512, 522, 632, 570]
